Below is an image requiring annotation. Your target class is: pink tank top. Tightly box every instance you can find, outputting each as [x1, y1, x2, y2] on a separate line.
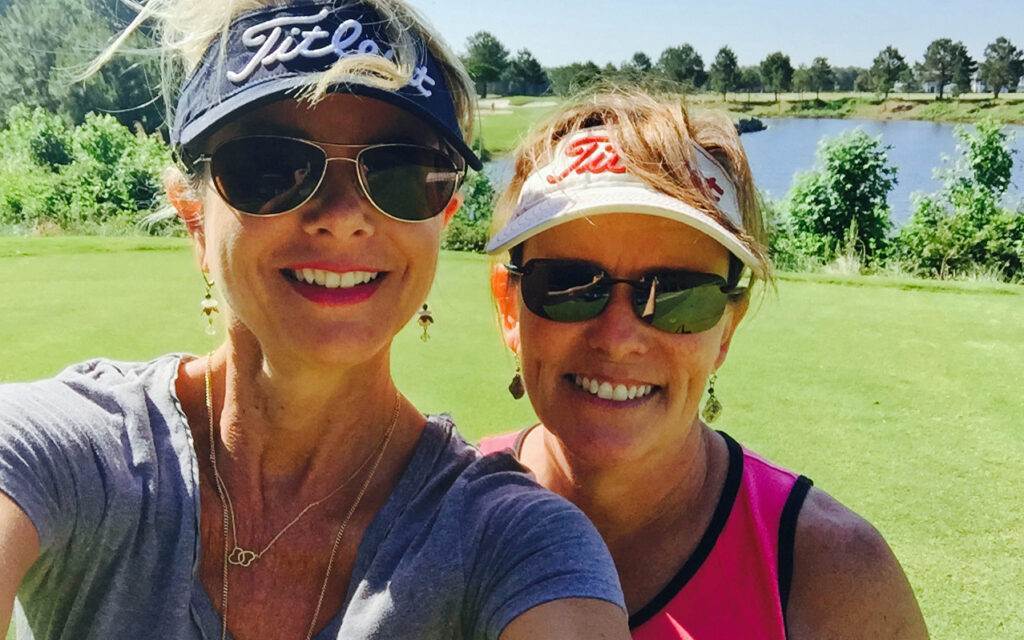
[477, 429, 812, 639]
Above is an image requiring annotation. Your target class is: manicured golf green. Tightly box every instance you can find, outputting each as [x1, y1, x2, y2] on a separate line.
[1, 237, 1022, 639]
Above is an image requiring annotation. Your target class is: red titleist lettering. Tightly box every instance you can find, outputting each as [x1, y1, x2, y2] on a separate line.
[706, 177, 725, 201]
[546, 136, 627, 184]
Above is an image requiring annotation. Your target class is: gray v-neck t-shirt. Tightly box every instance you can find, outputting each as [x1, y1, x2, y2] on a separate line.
[0, 356, 623, 639]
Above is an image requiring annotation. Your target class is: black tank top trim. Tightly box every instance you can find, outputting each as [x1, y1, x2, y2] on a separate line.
[627, 431, 744, 629]
[777, 474, 813, 623]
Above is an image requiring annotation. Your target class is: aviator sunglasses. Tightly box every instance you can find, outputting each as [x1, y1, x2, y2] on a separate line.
[196, 135, 465, 220]
[507, 259, 742, 334]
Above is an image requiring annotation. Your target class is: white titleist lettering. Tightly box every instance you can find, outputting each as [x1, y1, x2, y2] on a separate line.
[227, 11, 436, 97]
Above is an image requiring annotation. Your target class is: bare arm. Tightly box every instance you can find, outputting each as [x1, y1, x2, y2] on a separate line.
[787, 488, 928, 640]
[500, 598, 630, 640]
[0, 491, 39, 633]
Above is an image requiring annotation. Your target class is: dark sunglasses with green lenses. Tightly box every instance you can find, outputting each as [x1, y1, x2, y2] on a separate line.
[197, 135, 464, 221]
[507, 259, 742, 334]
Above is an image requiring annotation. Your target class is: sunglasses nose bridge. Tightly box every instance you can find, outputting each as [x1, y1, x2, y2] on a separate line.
[583, 286, 652, 359]
[298, 156, 379, 235]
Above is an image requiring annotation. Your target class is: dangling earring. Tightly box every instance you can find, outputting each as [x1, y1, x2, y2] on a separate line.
[200, 271, 219, 336]
[508, 355, 525, 400]
[417, 303, 434, 342]
[701, 373, 722, 423]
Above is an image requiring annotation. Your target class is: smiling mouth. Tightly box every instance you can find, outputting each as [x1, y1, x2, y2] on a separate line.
[570, 375, 658, 402]
[285, 268, 381, 289]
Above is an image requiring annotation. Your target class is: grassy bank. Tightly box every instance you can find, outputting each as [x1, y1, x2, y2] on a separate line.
[476, 92, 1024, 155]
[1, 237, 1023, 638]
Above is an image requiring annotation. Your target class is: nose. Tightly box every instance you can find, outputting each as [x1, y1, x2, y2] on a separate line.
[584, 285, 650, 360]
[298, 158, 376, 238]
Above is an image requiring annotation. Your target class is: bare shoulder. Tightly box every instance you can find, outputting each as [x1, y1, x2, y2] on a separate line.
[786, 487, 929, 640]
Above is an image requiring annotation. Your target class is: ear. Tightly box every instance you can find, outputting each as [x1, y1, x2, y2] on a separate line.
[714, 295, 749, 370]
[491, 263, 520, 353]
[164, 168, 208, 270]
[441, 191, 464, 227]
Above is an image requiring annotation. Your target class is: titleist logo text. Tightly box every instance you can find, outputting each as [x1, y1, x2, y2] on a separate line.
[546, 136, 627, 184]
[227, 9, 435, 97]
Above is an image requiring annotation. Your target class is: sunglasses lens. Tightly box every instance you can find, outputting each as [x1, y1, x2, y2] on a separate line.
[211, 138, 325, 215]
[522, 261, 610, 322]
[639, 273, 728, 334]
[359, 145, 459, 221]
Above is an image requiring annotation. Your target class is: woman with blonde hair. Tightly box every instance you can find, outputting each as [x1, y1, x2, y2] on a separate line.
[481, 90, 929, 639]
[0, 2, 630, 638]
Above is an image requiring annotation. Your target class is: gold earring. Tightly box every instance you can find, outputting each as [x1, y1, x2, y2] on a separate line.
[508, 355, 525, 400]
[701, 373, 722, 423]
[200, 272, 219, 336]
[417, 303, 434, 342]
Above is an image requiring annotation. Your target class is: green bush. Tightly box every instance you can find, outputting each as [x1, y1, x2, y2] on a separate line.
[442, 171, 497, 253]
[896, 120, 1023, 281]
[0, 106, 173, 234]
[787, 129, 897, 263]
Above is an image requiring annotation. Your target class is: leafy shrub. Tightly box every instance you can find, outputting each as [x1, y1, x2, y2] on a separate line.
[896, 120, 1023, 281]
[442, 171, 497, 252]
[787, 129, 897, 263]
[0, 106, 173, 234]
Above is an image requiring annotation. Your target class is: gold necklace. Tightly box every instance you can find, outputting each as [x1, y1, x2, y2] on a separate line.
[204, 356, 400, 640]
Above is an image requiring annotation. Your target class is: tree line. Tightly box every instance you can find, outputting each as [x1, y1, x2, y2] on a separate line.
[2, 0, 1024, 136]
[463, 32, 1024, 101]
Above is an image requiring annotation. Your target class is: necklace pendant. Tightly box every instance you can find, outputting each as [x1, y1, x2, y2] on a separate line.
[227, 547, 259, 568]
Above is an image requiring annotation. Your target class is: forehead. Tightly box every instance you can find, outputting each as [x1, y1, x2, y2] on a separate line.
[207, 94, 439, 149]
[521, 213, 731, 276]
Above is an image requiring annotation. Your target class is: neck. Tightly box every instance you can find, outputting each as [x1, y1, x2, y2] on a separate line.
[525, 421, 719, 549]
[191, 328, 421, 503]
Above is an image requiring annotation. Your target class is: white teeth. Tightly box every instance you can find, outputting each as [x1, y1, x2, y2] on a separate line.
[573, 376, 656, 402]
[291, 269, 380, 289]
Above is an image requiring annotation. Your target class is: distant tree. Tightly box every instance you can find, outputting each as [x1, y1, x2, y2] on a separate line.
[546, 61, 603, 96]
[919, 38, 972, 99]
[708, 46, 740, 100]
[978, 37, 1023, 98]
[629, 52, 653, 73]
[854, 69, 874, 92]
[833, 66, 866, 92]
[807, 57, 835, 98]
[739, 66, 762, 102]
[950, 41, 977, 96]
[793, 65, 812, 97]
[870, 46, 910, 101]
[503, 48, 549, 96]
[759, 52, 794, 102]
[463, 31, 509, 97]
[656, 44, 707, 89]
[0, 0, 165, 131]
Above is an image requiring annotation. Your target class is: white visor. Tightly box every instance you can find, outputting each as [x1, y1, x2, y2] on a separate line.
[485, 128, 764, 278]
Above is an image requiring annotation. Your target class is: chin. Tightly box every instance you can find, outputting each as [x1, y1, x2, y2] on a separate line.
[542, 414, 657, 467]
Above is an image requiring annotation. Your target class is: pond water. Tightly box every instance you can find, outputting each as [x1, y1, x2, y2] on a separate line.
[484, 118, 1024, 225]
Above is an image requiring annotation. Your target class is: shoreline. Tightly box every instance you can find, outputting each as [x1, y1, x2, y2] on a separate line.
[476, 93, 1024, 154]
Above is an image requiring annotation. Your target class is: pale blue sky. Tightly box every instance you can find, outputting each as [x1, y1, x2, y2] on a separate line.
[411, 1, 1023, 69]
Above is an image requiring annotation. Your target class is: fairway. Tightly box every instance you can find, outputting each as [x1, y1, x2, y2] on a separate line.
[1, 237, 1022, 639]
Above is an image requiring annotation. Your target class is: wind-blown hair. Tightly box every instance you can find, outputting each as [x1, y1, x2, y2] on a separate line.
[493, 89, 773, 289]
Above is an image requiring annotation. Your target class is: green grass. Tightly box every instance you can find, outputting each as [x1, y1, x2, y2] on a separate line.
[2, 237, 1023, 639]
